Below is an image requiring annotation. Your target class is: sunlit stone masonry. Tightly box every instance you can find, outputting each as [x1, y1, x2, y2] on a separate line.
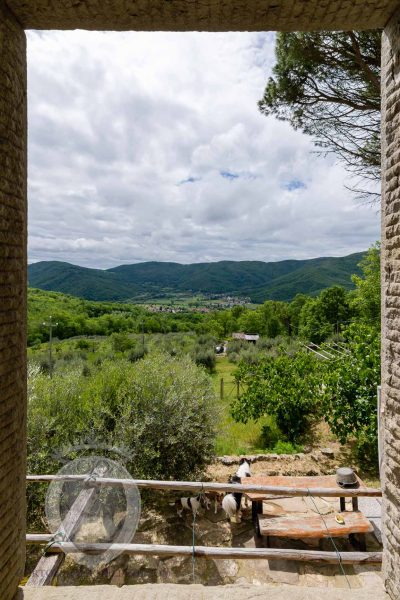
[0, 2, 27, 599]
[1, 1, 400, 599]
[381, 5, 400, 599]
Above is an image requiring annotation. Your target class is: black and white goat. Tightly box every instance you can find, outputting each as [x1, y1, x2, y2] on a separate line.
[222, 474, 243, 523]
[236, 457, 251, 479]
[174, 494, 209, 517]
[236, 457, 251, 508]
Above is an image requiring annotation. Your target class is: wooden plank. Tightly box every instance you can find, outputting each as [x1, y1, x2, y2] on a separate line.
[26, 475, 382, 498]
[258, 511, 373, 539]
[25, 554, 64, 587]
[26, 464, 107, 586]
[247, 475, 366, 489]
[25, 537, 382, 564]
[27, 534, 55, 544]
[244, 475, 370, 501]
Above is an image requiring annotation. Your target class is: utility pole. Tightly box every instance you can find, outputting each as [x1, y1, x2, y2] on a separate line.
[43, 316, 58, 377]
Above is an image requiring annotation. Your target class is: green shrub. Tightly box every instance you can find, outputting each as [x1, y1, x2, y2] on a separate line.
[239, 346, 261, 366]
[227, 341, 263, 365]
[75, 339, 90, 350]
[259, 419, 303, 454]
[192, 346, 216, 373]
[110, 332, 135, 353]
[227, 351, 240, 364]
[128, 346, 147, 363]
[227, 340, 246, 358]
[113, 353, 218, 479]
[27, 352, 218, 524]
[39, 359, 51, 374]
[197, 334, 217, 347]
[257, 337, 276, 351]
[272, 440, 304, 454]
[82, 364, 91, 377]
[260, 421, 281, 449]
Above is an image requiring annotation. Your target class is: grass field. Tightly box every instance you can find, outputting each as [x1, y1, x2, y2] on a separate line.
[213, 356, 268, 455]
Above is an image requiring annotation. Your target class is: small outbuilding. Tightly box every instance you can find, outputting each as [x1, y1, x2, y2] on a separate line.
[232, 332, 259, 344]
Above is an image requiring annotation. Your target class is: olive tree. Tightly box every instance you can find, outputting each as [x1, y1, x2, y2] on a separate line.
[27, 353, 218, 526]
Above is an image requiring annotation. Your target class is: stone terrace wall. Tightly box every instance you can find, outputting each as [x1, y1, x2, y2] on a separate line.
[0, 2, 27, 599]
[5, 0, 400, 32]
[382, 9, 400, 600]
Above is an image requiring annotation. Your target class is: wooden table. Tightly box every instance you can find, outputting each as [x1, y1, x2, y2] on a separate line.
[244, 475, 371, 550]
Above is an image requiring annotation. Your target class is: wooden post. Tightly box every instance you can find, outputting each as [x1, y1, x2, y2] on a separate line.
[252, 500, 263, 538]
[26, 464, 108, 586]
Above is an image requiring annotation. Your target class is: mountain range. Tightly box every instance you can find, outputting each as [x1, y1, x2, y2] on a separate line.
[28, 252, 365, 303]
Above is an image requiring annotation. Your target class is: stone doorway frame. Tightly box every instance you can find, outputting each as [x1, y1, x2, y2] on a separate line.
[1, 1, 400, 598]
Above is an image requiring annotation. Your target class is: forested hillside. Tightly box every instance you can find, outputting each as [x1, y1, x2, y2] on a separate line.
[27, 246, 377, 347]
[28, 252, 364, 302]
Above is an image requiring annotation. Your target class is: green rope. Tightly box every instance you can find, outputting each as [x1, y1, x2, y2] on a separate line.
[43, 531, 65, 556]
[307, 488, 351, 589]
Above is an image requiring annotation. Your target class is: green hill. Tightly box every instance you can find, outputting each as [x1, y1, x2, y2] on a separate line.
[28, 252, 364, 303]
[27, 261, 137, 301]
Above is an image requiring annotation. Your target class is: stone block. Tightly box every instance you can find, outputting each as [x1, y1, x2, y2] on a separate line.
[5, 0, 400, 31]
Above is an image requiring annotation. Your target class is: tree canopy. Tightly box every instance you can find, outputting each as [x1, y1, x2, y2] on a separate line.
[299, 286, 352, 343]
[322, 323, 380, 467]
[232, 351, 321, 442]
[259, 31, 381, 191]
[350, 242, 380, 323]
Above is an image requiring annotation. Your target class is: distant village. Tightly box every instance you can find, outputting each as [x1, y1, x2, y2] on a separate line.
[144, 294, 251, 313]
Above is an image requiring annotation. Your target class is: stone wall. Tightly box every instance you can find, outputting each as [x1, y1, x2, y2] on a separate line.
[0, 1, 400, 599]
[5, 0, 400, 32]
[381, 9, 400, 600]
[0, 2, 27, 599]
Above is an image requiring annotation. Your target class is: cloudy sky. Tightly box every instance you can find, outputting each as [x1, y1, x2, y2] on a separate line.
[27, 31, 380, 269]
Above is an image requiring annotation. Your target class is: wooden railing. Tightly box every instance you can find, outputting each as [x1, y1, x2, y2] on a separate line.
[26, 534, 382, 565]
[25, 474, 383, 586]
[26, 474, 382, 498]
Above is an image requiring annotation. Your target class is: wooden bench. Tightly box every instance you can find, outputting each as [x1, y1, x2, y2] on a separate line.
[244, 475, 374, 552]
[258, 511, 373, 550]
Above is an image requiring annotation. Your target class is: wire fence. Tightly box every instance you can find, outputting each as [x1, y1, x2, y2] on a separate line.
[219, 378, 240, 400]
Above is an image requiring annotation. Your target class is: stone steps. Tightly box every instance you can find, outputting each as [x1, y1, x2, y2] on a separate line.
[19, 582, 389, 600]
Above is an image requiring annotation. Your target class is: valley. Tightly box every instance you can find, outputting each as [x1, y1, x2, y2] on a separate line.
[28, 252, 364, 304]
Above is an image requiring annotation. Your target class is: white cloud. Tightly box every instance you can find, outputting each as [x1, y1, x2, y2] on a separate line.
[27, 30, 380, 268]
